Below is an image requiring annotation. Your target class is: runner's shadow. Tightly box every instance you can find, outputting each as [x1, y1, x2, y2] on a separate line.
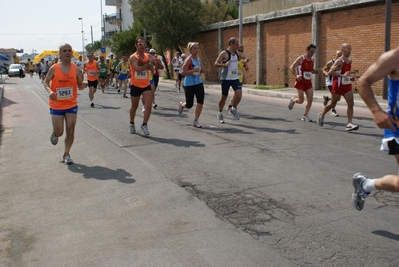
[372, 230, 399, 241]
[94, 104, 121, 110]
[147, 136, 205, 147]
[68, 163, 135, 184]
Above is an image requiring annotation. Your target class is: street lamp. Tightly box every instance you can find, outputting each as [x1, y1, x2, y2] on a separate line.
[78, 18, 85, 61]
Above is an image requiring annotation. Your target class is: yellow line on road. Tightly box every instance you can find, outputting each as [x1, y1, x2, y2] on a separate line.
[30, 89, 48, 109]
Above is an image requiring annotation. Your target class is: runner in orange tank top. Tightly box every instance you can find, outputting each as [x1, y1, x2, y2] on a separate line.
[128, 37, 156, 136]
[83, 52, 100, 107]
[44, 43, 87, 165]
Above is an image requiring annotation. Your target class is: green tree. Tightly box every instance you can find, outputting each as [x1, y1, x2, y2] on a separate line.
[201, 0, 237, 25]
[129, 0, 204, 77]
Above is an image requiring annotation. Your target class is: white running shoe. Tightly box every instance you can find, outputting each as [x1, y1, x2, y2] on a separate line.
[288, 97, 295, 110]
[141, 124, 150, 136]
[129, 123, 136, 134]
[50, 132, 58, 145]
[345, 123, 359, 131]
[192, 120, 202, 128]
[317, 113, 324, 127]
[217, 111, 224, 123]
[62, 154, 74, 165]
[178, 102, 183, 115]
[351, 173, 370, 211]
[230, 107, 240, 120]
[301, 115, 312, 122]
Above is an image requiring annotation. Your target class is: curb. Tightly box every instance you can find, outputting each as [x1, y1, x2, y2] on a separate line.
[159, 78, 382, 109]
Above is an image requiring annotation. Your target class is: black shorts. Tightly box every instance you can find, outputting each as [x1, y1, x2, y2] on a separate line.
[130, 84, 152, 97]
[388, 139, 399, 155]
[88, 80, 98, 88]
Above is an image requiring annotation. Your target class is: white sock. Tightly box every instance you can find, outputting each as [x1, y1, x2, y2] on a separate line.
[362, 179, 376, 193]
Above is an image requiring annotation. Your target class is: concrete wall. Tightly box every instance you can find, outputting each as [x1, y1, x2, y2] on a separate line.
[244, 0, 331, 17]
[194, 0, 397, 95]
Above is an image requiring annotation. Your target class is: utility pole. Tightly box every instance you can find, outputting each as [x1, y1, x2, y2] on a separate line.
[383, 0, 391, 100]
[239, 0, 243, 44]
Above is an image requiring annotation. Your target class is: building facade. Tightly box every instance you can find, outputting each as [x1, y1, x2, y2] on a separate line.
[104, 0, 134, 41]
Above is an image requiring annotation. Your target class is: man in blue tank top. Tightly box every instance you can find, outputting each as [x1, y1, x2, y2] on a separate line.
[351, 47, 399, 211]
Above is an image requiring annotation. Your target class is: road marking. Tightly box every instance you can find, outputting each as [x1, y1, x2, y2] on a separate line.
[30, 89, 47, 109]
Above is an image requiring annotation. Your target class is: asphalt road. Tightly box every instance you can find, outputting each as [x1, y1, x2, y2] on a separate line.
[1, 75, 399, 266]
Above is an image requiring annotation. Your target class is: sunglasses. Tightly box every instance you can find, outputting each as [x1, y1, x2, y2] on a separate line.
[137, 43, 146, 46]
[238, 50, 243, 52]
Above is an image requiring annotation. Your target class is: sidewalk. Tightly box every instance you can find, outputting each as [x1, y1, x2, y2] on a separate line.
[159, 78, 387, 109]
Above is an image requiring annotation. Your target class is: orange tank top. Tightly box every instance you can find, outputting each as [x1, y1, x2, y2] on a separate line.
[85, 60, 99, 81]
[130, 52, 150, 88]
[49, 63, 78, 110]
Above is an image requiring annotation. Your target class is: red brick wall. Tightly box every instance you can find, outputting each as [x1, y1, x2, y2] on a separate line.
[264, 16, 312, 87]
[195, 2, 399, 95]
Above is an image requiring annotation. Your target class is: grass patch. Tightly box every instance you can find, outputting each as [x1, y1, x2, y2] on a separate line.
[253, 85, 286, 90]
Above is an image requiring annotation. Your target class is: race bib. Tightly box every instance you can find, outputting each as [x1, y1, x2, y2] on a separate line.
[100, 68, 106, 73]
[135, 71, 147, 79]
[237, 71, 242, 79]
[228, 70, 238, 79]
[303, 71, 312, 80]
[56, 87, 73, 100]
[121, 69, 128, 74]
[342, 76, 351, 85]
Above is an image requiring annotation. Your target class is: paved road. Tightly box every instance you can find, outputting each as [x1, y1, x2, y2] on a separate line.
[1, 76, 398, 267]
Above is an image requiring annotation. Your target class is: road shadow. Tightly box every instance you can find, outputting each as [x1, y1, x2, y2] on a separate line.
[68, 163, 135, 184]
[0, 97, 17, 109]
[93, 104, 121, 110]
[145, 136, 205, 147]
[240, 114, 291, 122]
[372, 230, 399, 241]
[202, 125, 252, 135]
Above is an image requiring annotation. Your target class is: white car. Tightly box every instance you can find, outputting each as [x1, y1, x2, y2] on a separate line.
[8, 64, 22, 77]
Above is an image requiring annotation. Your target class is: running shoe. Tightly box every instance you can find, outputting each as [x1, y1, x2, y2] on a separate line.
[301, 115, 312, 122]
[217, 111, 224, 123]
[317, 113, 324, 127]
[62, 154, 74, 165]
[230, 107, 240, 120]
[129, 123, 136, 134]
[142, 105, 146, 113]
[102, 89, 104, 93]
[323, 95, 329, 106]
[330, 110, 339, 117]
[288, 97, 295, 110]
[117, 88, 120, 93]
[351, 172, 370, 211]
[345, 123, 359, 131]
[153, 103, 158, 109]
[90, 102, 94, 108]
[141, 124, 150, 136]
[123, 93, 128, 98]
[50, 133, 58, 145]
[178, 102, 183, 115]
[192, 120, 202, 128]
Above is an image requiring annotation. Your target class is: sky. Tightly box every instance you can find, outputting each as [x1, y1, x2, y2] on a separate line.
[1, 0, 116, 55]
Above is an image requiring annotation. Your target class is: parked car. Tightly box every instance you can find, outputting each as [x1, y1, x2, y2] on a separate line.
[8, 64, 22, 77]
[0, 65, 8, 75]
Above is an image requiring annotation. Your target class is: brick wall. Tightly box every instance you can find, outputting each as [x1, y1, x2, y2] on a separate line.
[194, 2, 399, 96]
